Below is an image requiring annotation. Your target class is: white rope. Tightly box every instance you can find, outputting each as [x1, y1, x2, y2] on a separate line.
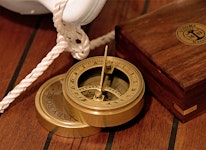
[0, 0, 115, 113]
[53, 0, 91, 60]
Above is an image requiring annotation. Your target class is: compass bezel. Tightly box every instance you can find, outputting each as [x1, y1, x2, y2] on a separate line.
[64, 56, 144, 110]
[63, 56, 145, 127]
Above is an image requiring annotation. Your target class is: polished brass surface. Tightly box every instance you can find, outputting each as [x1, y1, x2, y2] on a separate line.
[176, 23, 206, 45]
[35, 74, 101, 138]
[63, 56, 145, 127]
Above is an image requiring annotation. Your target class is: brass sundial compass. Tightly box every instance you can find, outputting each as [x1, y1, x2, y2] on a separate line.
[35, 46, 145, 137]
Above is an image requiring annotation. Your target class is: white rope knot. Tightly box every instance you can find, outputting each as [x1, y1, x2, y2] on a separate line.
[65, 27, 90, 60]
[53, 0, 90, 60]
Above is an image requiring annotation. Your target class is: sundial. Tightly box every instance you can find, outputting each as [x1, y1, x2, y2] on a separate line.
[35, 46, 145, 137]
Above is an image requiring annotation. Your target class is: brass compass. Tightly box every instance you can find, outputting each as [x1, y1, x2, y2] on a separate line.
[35, 46, 145, 137]
[63, 46, 145, 127]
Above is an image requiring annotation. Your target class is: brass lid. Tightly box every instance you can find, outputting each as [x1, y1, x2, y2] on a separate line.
[35, 74, 101, 138]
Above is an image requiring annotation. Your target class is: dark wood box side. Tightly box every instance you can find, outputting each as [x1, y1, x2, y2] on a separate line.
[115, 26, 184, 103]
[115, 30, 206, 122]
[115, 0, 206, 122]
[116, 0, 206, 89]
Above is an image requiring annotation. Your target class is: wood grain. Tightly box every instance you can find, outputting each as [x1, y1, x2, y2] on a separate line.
[175, 115, 206, 150]
[0, 9, 75, 148]
[116, 0, 206, 122]
[1, 0, 206, 149]
[0, 8, 39, 99]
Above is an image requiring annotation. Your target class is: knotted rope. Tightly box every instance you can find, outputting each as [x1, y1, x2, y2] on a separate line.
[0, 0, 115, 113]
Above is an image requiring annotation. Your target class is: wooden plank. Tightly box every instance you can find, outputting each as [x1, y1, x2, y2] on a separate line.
[49, 132, 109, 150]
[111, 97, 173, 150]
[0, 11, 74, 149]
[0, 7, 39, 99]
[0, 7, 45, 149]
[175, 115, 206, 150]
[147, 0, 174, 11]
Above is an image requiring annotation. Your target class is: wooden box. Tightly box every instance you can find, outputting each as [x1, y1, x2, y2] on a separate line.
[115, 0, 206, 122]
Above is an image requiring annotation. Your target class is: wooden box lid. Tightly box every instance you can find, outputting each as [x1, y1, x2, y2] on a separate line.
[115, 0, 206, 122]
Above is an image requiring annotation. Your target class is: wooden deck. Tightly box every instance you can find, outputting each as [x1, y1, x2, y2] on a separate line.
[0, 0, 206, 149]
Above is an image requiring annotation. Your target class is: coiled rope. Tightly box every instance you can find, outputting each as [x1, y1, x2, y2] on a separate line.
[0, 0, 115, 113]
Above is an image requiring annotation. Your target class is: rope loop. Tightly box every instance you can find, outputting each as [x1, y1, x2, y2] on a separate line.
[53, 0, 90, 60]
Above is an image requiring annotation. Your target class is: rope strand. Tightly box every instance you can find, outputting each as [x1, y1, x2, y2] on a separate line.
[0, 0, 115, 113]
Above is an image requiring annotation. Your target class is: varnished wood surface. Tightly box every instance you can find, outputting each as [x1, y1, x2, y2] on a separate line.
[0, 0, 206, 149]
[115, 0, 206, 122]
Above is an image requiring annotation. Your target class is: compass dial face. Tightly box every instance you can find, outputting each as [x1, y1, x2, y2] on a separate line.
[64, 56, 144, 111]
